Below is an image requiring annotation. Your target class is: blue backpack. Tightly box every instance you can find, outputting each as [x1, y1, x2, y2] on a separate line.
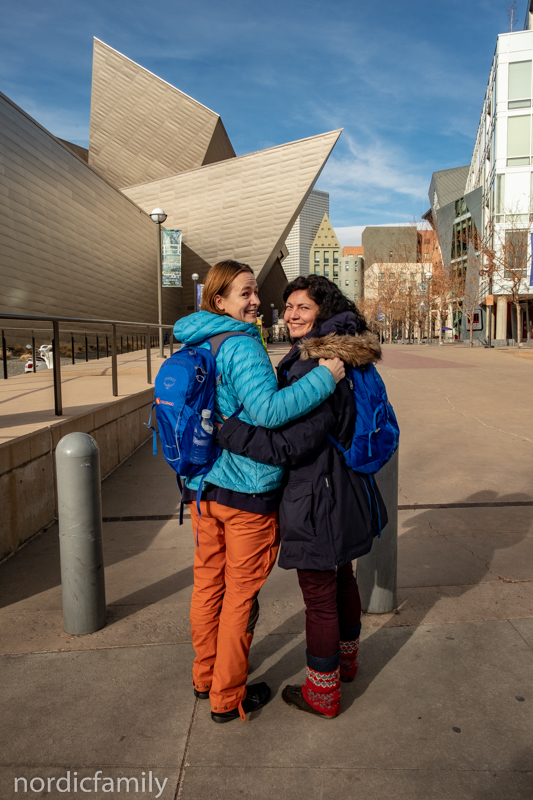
[327, 364, 399, 535]
[147, 332, 250, 525]
[328, 364, 400, 475]
[328, 363, 399, 474]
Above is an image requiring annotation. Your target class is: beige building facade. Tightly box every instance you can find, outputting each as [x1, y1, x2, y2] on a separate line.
[308, 216, 363, 302]
[0, 91, 164, 327]
[0, 39, 342, 331]
[309, 213, 341, 279]
[340, 252, 364, 302]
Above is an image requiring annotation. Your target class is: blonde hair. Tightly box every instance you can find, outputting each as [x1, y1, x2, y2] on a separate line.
[201, 260, 254, 315]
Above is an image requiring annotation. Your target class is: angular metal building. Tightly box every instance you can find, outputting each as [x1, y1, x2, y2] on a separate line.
[0, 38, 341, 328]
[89, 39, 235, 189]
[123, 131, 341, 321]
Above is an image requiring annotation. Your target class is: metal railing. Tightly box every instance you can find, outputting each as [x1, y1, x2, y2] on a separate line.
[0, 313, 176, 416]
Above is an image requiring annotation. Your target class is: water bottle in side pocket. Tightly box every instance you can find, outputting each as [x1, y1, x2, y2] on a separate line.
[190, 409, 215, 465]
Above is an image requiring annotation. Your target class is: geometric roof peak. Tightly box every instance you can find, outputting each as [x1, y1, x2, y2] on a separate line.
[89, 38, 235, 188]
[122, 128, 342, 286]
[310, 212, 341, 249]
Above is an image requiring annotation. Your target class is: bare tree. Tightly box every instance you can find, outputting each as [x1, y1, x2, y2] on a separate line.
[490, 215, 531, 345]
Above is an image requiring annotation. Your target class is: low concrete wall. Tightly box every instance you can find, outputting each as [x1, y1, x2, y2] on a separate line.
[0, 388, 154, 561]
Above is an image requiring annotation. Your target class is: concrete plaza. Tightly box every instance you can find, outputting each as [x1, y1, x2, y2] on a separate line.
[1, 343, 532, 799]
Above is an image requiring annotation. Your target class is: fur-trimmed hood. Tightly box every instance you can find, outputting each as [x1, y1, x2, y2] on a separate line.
[298, 330, 381, 367]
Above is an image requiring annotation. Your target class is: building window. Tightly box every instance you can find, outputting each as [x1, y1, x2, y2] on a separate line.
[345, 280, 350, 286]
[345, 265, 349, 272]
[508, 61, 532, 109]
[424, 253, 430, 260]
[333, 270, 339, 277]
[378, 273, 384, 279]
[505, 229, 528, 276]
[314, 251, 320, 263]
[324, 251, 330, 264]
[455, 197, 467, 216]
[324, 270, 330, 277]
[496, 174, 505, 213]
[333, 251, 339, 264]
[507, 115, 531, 166]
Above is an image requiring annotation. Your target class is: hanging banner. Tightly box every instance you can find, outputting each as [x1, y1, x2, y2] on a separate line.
[161, 229, 182, 287]
[530, 233, 533, 286]
[196, 283, 204, 310]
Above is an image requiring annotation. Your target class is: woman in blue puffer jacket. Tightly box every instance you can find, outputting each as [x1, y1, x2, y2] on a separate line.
[173, 260, 345, 724]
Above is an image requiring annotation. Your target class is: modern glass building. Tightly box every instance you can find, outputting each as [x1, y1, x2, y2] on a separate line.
[429, 20, 533, 343]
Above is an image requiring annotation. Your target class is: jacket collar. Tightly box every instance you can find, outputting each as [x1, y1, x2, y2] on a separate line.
[279, 312, 381, 370]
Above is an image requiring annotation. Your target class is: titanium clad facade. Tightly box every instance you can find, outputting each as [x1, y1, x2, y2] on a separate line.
[0, 91, 181, 325]
[0, 39, 342, 331]
[89, 39, 235, 189]
[123, 131, 342, 305]
[283, 189, 329, 281]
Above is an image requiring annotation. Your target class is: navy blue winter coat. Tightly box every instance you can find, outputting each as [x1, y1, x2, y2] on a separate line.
[218, 312, 388, 571]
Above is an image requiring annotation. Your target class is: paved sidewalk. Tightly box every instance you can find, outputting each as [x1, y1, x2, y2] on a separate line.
[0, 344, 289, 443]
[0, 348, 162, 443]
[1, 344, 532, 799]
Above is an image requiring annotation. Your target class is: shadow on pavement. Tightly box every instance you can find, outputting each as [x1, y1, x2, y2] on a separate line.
[339, 488, 533, 710]
[247, 487, 533, 713]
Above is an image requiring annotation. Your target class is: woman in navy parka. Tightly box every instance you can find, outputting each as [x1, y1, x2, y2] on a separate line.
[217, 275, 387, 718]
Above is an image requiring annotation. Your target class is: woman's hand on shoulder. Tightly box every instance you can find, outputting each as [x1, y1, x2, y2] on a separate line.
[319, 357, 345, 384]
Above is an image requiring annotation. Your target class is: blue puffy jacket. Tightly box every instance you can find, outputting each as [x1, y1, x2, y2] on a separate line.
[173, 311, 336, 494]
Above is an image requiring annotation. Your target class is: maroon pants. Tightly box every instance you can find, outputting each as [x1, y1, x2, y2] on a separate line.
[297, 562, 361, 658]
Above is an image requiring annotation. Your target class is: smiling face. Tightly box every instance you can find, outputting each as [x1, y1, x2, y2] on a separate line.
[214, 271, 260, 322]
[284, 290, 320, 339]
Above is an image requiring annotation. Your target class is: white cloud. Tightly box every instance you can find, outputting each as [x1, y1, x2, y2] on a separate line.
[323, 132, 429, 201]
[335, 226, 365, 247]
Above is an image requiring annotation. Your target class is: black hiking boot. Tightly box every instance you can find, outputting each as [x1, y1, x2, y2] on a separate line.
[211, 682, 271, 723]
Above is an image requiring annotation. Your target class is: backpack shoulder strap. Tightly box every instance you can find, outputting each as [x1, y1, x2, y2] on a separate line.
[208, 331, 256, 358]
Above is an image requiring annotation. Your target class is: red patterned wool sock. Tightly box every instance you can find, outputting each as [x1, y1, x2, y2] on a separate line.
[301, 651, 341, 717]
[340, 637, 359, 682]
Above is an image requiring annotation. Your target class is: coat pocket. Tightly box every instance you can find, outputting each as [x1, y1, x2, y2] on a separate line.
[280, 481, 316, 541]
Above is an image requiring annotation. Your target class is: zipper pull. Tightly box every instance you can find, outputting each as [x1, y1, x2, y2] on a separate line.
[325, 477, 330, 488]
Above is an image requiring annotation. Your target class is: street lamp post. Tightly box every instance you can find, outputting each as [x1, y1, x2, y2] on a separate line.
[150, 208, 167, 358]
[418, 301, 425, 345]
[191, 273, 200, 312]
[425, 271, 432, 343]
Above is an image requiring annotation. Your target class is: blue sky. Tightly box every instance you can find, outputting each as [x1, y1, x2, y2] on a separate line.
[0, 0, 518, 244]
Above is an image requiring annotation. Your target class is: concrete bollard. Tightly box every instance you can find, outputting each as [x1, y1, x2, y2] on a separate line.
[56, 432, 106, 634]
[356, 448, 399, 613]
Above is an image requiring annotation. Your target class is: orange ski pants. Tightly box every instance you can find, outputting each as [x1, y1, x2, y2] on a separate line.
[189, 500, 279, 713]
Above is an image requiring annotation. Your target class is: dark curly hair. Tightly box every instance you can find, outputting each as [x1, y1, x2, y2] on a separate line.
[283, 275, 368, 331]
